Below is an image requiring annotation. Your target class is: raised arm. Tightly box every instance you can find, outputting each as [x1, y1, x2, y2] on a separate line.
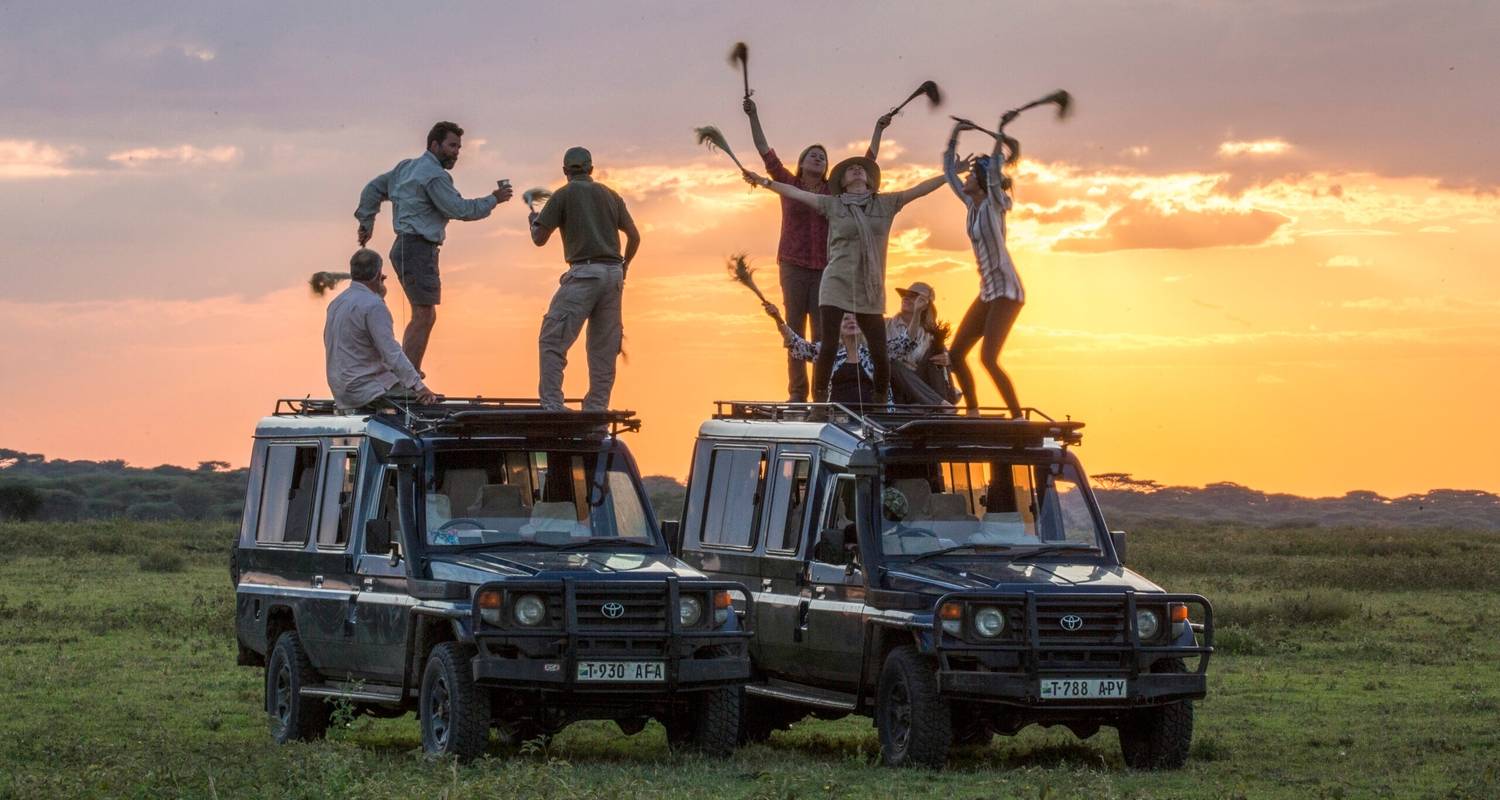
[942, 122, 969, 202]
[743, 98, 771, 157]
[866, 112, 893, 159]
[990, 131, 1019, 208]
[892, 175, 949, 209]
[354, 170, 392, 245]
[743, 171, 827, 211]
[425, 173, 501, 222]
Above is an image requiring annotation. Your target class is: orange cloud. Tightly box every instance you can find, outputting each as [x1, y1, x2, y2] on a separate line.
[0, 140, 82, 179]
[106, 145, 242, 168]
[1218, 138, 1293, 157]
[1053, 199, 1290, 253]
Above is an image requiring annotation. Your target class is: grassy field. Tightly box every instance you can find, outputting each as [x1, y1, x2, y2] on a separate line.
[2, 521, 1498, 799]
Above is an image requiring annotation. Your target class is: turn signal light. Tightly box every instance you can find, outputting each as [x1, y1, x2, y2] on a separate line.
[477, 591, 502, 610]
[477, 590, 503, 626]
[1169, 603, 1189, 623]
[939, 603, 962, 621]
[714, 590, 734, 609]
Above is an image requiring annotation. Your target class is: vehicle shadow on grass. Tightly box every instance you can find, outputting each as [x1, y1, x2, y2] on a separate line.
[757, 727, 1119, 772]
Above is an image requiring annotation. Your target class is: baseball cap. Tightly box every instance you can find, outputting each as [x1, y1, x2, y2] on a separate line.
[563, 147, 592, 169]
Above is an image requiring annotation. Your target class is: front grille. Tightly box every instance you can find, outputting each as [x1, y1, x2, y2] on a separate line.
[1034, 601, 1127, 645]
[574, 587, 668, 631]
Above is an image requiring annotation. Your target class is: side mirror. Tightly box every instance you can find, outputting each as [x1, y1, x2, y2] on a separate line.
[1110, 530, 1127, 564]
[365, 519, 393, 555]
[815, 526, 846, 564]
[660, 520, 681, 552]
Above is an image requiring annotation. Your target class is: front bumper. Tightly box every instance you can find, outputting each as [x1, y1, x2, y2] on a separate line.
[929, 590, 1214, 709]
[470, 577, 751, 693]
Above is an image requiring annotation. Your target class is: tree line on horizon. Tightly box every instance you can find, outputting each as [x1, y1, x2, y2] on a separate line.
[1, 449, 1495, 531]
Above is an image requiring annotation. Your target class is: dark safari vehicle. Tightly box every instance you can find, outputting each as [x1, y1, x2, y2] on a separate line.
[231, 399, 750, 760]
[674, 402, 1213, 769]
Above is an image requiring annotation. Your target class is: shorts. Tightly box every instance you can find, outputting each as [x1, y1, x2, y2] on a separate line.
[390, 233, 441, 306]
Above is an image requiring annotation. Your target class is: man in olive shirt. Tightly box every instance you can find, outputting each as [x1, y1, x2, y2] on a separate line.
[528, 147, 641, 412]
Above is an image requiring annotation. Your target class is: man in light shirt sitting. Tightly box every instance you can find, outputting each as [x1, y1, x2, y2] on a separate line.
[324, 249, 439, 409]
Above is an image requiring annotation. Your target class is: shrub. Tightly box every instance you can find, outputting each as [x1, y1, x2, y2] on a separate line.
[138, 549, 185, 573]
[1214, 626, 1265, 655]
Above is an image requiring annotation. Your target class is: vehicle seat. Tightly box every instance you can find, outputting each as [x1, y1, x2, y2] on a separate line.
[891, 478, 933, 520]
[442, 469, 488, 515]
[477, 484, 527, 519]
[929, 493, 976, 521]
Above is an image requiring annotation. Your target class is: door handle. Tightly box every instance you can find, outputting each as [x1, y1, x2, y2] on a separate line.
[761, 578, 773, 591]
[312, 574, 324, 588]
[795, 599, 810, 642]
[813, 585, 828, 599]
[363, 577, 374, 591]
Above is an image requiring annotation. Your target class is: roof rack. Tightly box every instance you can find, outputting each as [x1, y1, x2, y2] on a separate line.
[711, 401, 1083, 446]
[273, 397, 641, 438]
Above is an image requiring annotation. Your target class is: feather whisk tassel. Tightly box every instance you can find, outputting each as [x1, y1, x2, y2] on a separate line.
[694, 125, 746, 171]
[309, 271, 351, 296]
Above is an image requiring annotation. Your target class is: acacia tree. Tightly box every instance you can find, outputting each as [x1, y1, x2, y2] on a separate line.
[0, 483, 44, 521]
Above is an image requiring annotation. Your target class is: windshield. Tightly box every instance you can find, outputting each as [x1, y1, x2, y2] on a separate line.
[879, 458, 1101, 558]
[421, 446, 655, 549]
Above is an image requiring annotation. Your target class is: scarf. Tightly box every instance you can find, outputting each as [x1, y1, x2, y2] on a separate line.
[837, 191, 883, 307]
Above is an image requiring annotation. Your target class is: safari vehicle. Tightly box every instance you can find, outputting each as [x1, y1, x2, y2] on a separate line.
[672, 402, 1213, 769]
[232, 398, 750, 760]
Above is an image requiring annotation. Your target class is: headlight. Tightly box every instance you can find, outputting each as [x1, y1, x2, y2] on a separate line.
[1136, 609, 1161, 640]
[974, 607, 1006, 638]
[679, 595, 704, 627]
[513, 594, 547, 626]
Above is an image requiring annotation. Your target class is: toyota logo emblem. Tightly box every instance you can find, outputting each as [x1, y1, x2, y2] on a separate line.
[1059, 614, 1084, 631]
[600, 602, 626, 619]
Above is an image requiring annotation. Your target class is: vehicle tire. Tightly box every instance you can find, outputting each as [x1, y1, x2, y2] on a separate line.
[1118, 659, 1194, 770]
[420, 643, 491, 762]
[265, 632, 329, 743]
[876, 646, 952, 768]
[666, 687, 741, 757]
[739, 690, 804, 744]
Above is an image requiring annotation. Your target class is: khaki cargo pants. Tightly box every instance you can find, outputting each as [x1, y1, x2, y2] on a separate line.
[538, 262, 624, 411]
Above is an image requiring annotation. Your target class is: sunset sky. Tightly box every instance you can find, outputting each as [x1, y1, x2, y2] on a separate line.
[2, 1, 1497, 497]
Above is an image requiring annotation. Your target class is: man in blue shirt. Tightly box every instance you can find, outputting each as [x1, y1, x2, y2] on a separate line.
[355, 121, 513, 370]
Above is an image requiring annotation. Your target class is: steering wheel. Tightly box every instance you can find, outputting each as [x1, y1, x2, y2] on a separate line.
[437, 518, 485, 533]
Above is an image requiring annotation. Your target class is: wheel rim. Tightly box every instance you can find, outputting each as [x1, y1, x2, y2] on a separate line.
[887, 675, 912, 755]
[428, 675, 451, 750]
[273, 661, 293, 731]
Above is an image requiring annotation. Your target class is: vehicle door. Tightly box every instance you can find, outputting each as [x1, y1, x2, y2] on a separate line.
[298, 442, 363, 675]
[242, 442, 325, 664]
[680, 444, 768, 616]
[751, 447, 816, 673]
[797, 473, 870, 689]
[349, 464, 415, 684]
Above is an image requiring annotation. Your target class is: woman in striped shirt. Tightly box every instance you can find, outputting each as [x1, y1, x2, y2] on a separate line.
[943, 116, 1025, 417]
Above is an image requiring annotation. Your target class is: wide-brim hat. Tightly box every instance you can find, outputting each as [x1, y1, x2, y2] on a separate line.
[896, 281, 934, 302]
[829, 156, 880, 193]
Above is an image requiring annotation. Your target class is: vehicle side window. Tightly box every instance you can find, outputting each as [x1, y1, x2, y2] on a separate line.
[814, 475, 857, 565]
[367, 467, 404, 553]
[316, 450, 358, 548]
[256, 444, 319, 545]
[700, 447, 766, 550]
[764, 457, 810, 554]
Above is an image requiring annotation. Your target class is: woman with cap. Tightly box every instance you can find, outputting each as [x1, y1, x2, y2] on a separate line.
[887, 282, 956, 405]
[742, 99, 892, 402]
[943, 117, 1025, 417]
[743, 157, 946, 407]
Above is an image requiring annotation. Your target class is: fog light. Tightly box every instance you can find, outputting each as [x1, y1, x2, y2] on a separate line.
[679, 596, 704, 627]
[974, 607, 1006, 638]
[513, 594, 547, 626]
[1136, 609, 1161, 640]
[940, 602, 962, 636]
[477, 590, 502, 626]
[712, 590, 733, 626]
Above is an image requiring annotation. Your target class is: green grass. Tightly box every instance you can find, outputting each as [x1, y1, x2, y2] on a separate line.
[2, 521, 1498, 799]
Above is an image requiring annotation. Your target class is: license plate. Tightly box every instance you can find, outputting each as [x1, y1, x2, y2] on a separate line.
[575, 661, 664, 682]
[1039, 677, 1128, 700]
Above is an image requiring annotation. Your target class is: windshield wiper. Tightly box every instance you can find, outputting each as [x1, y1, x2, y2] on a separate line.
[908, 543, 1016, 564]
[549, 538, 658, 551]
[1007, 543, 1099, 559]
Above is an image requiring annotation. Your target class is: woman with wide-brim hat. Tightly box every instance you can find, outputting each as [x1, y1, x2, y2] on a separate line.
[742, 99, 893, 402]
[942, 115, 1026, 417]
[744, 156, 945, 405]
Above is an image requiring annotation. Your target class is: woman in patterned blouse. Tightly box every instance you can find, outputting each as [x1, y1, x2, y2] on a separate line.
[943, 116, 1026, 417]
[761, 303, 938, 408]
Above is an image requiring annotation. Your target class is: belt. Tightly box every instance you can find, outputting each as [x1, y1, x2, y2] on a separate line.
[568, 259, 623, 267]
